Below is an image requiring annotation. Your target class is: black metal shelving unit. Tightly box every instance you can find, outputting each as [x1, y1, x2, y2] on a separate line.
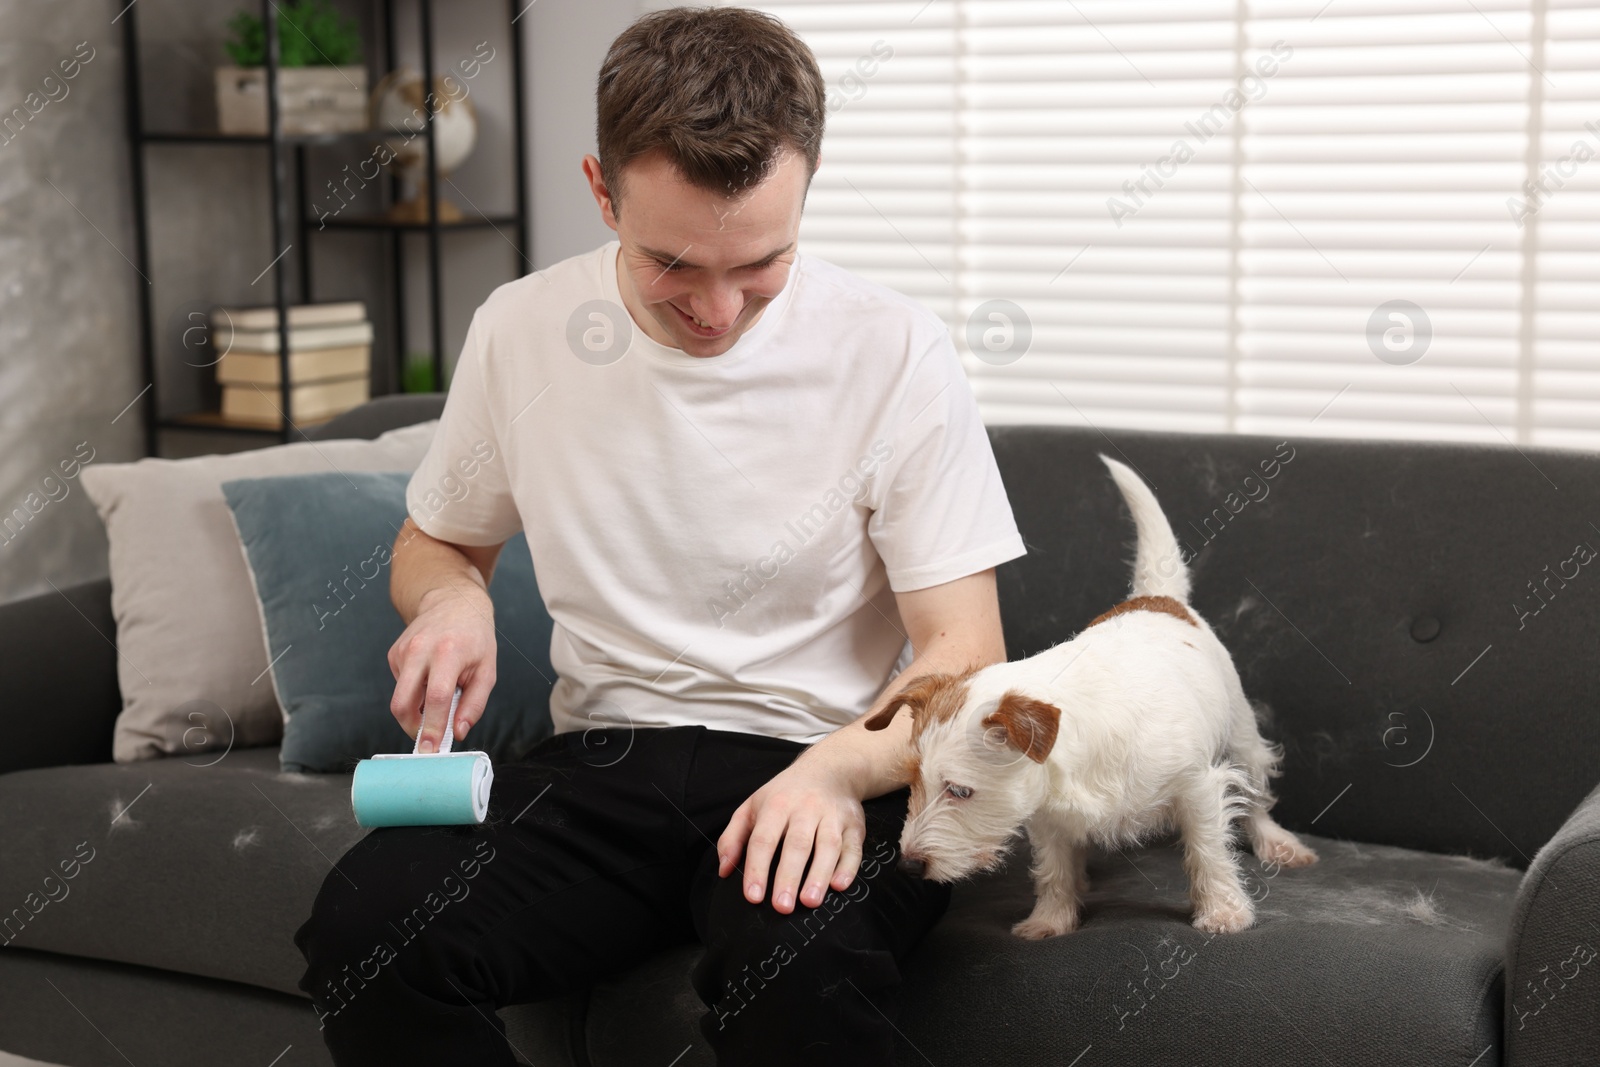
[121, 0, 532, 456]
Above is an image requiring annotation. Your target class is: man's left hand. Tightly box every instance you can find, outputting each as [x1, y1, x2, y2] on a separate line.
[714, 568, 1008, 914]
[716, 756, 866, 914]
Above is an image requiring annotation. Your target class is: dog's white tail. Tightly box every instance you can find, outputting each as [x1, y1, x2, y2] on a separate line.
[1098, 454, 1192, 603]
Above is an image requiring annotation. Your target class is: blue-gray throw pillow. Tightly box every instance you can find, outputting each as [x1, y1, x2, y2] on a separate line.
[221, 470, 554, 773]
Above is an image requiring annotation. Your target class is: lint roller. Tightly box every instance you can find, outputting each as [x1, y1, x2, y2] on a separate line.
[351, 687, 494, 828]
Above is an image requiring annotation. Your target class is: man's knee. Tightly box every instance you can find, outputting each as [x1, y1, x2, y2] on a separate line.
[692, 863, 937, 1067]
[296, 901, 402, 1029]
[295, 874, 432, 1028]
[694, 836, 916, 1026]
[295, 832, 500, 1027]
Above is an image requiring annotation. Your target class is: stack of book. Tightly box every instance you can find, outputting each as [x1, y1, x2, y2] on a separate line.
[211, 301, 373, 427]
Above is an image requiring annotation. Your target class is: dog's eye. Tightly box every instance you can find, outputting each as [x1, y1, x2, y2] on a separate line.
[944, 782, 973, 800]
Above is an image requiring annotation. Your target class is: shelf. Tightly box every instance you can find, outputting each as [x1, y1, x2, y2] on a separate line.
[314, 213, 520, 232]
[125, 0, 531, 458]
[141, 128, 420, 146]
[159, 411, 337, 435]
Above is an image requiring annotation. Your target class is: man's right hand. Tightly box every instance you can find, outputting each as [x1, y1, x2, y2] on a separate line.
[387, 584, 498, 753]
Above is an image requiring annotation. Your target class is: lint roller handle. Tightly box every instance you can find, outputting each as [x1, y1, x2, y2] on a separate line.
[350, 687, 495, 828]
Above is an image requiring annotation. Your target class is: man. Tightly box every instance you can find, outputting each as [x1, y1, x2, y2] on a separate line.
[295, 7, 1025, 1064]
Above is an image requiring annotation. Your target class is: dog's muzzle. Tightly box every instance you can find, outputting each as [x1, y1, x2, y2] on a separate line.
[897, 855, 927, 878]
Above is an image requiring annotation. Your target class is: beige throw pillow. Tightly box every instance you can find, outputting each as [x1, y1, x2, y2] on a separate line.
[80, 421, 437, 762]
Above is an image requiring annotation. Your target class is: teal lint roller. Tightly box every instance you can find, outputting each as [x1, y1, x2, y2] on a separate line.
[351, 687, 494, 828]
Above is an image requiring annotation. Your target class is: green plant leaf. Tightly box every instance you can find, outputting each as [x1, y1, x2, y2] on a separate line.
[401, 357, 437, 394]
[223, 10, 265, 66]
[223, 1, 363, 68]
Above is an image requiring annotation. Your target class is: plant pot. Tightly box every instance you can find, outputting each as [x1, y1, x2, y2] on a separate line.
[215, 65, 368, 136]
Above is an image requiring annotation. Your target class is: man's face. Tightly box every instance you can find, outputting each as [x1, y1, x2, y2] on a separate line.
[583, 147, 809, 358]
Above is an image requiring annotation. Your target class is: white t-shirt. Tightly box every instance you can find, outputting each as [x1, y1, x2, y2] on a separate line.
[405, 239, 1025, 743]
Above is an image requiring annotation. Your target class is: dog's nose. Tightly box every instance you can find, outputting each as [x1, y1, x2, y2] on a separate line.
[897, 855, 926, 878]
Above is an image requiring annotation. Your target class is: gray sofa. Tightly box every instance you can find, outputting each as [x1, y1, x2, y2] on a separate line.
[2, 395, 1596, 1066]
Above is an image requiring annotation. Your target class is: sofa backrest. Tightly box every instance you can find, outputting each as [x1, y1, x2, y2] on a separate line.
[18, 397, 1593, 868]
[0, 396, 452, 777]
[0, 577, 120, 774]
[304, 393, 446, 441]
[986, 425, 1600, 867]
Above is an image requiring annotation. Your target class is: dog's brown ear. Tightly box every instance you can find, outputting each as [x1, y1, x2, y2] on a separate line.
[981, 690, 1060, 763]
[864, 672, 955, 732]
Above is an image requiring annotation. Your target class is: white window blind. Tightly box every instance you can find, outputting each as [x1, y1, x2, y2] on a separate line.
[1536, 2, 1600, 448]
[716, 0, 1600, 447]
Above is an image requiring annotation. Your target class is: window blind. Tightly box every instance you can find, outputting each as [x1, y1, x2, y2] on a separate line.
[717, 0, 1600, 447]
[1534, 1, 1600, 449]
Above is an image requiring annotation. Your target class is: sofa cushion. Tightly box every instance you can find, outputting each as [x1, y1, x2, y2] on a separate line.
[0, 740, 1520, 1066]
[0, 945, 572, 1067]
[576, 836, 1521, 1066]
[220, 470, 555, 773]
[0, 945, 342, 1067]
[0, 746, 362, 996]
[78, 421, 439, 763]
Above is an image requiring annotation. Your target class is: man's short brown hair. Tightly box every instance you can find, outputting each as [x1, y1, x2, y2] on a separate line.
[596, 6, 826, 214]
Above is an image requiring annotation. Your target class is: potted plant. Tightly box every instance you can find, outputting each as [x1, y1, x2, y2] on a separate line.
[401, 352, 438, 393]
[215, 0, 367, 136]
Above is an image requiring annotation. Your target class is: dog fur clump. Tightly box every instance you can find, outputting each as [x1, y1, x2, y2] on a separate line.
[866, 455, 1317, 937]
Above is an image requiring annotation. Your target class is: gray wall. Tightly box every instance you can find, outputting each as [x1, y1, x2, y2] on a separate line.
[0, 0, 640, 605]
[529, 0, 639, 266]
[0, 2, 144, 606]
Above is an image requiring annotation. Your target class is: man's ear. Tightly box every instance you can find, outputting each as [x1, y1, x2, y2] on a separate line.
[581, 153, 620, 229]
[863, 672, 957, 732]
[980, 691, 1060, 763]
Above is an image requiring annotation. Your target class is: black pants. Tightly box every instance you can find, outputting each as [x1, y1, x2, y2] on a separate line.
[295, 725, 952, 1065]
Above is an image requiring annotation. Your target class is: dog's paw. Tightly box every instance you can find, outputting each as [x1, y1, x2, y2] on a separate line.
[1012, 911, 1077, 940]
[1193, 897, 1254, 934]
[1257, 835, 1318, 869]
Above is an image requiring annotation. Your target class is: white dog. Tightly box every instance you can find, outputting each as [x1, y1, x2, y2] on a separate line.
[865, 455, 1317, 937]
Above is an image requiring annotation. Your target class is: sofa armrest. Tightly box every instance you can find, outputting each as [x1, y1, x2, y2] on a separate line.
[0, 577, 121, 774]
[1505, 779, 1600, 1064]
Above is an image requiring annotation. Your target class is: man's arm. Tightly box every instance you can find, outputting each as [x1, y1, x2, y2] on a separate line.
[390, 515, 504, 620]
[715, 568, 1008, 914]
[785, 568, 1006, 799]
[387, 516, 507, 753]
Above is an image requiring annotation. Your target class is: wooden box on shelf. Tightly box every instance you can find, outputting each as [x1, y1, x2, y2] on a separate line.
[215, 66, 368, 136]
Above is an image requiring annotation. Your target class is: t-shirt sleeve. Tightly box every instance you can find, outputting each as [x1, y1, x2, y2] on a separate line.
[867, 328, 1027, 592]
[404, 311, 524, 546]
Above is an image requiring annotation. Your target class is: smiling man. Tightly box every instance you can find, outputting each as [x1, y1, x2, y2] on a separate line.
[609, 153, 797, 351]
[295, 7, 1025, 1065]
